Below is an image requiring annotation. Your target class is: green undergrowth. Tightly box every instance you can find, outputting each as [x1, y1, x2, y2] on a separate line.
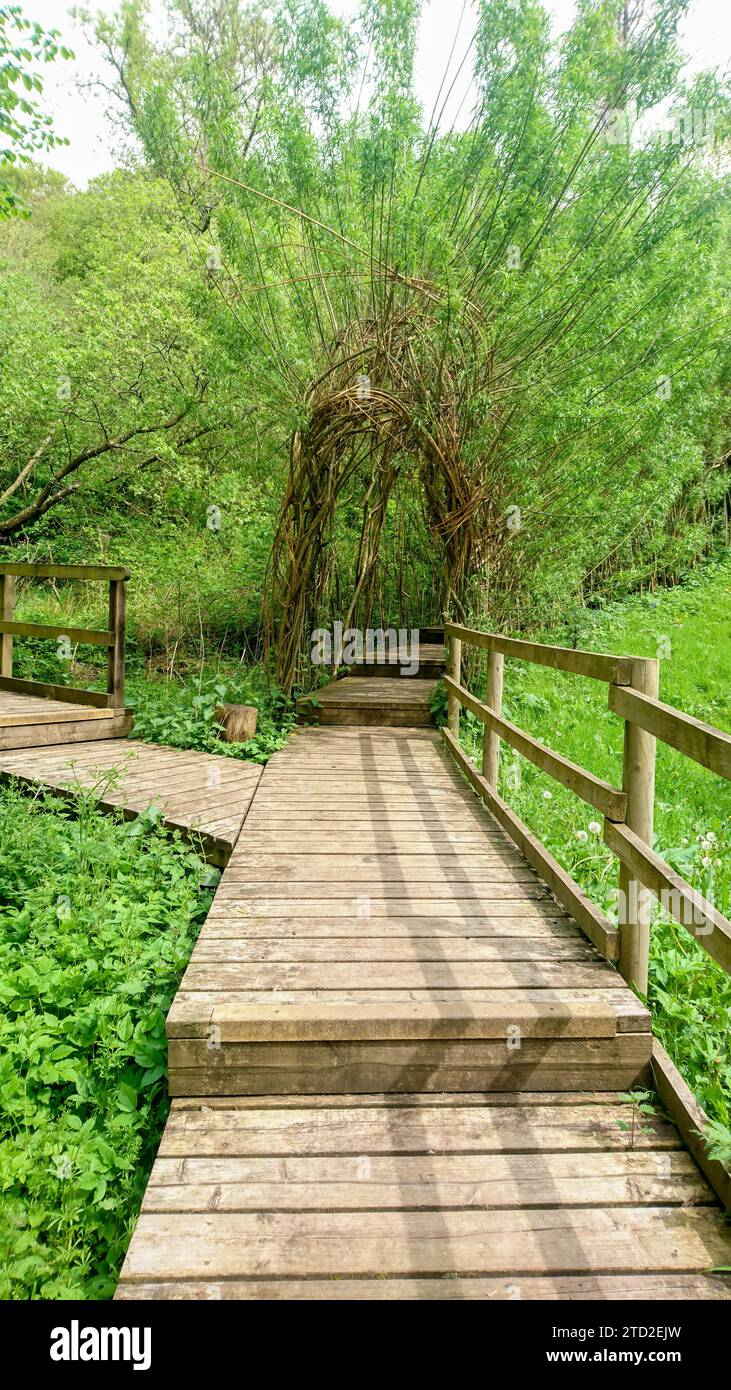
[0, 779, 217, 1299]
[127, 668, 296, 764]
[437, 554, 731, 1134]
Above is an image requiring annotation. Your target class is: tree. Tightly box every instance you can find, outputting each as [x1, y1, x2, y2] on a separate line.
[0, 171, 249, 538]
[0, 3, 72, 216]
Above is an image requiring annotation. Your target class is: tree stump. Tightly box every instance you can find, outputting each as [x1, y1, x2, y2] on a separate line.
[215, 703, 258, 743]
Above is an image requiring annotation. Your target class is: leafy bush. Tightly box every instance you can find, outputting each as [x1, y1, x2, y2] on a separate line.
[0, 781, 216, 1299]
[129, 670, 296, 764]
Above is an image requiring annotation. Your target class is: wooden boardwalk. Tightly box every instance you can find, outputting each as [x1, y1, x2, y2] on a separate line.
[0, 738, 261, 864]
[114, 722, 730, 1297]
[0, 686, 727, 1298]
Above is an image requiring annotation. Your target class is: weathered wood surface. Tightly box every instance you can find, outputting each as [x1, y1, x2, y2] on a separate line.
[652, 1040, 731, 1212]
[168, 725, 649, 1095]
[443, 729, 619, 960]
[115, 1092, 731, 1298]
[216, 703, 258, 743]
[605, 819, 731, 974]
[0, 562, 129, 579]
[0, 736, 261, 864]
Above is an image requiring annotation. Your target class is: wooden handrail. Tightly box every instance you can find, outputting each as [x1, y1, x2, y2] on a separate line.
[0, 562, 129, 580]
[444, 621, 634, 684]
[444, 620, 729, 993]
[0, 564, 128, 709]
[0, 620, 114, 647]
[609, 684, 731, 780]
[443, 674, 627, 819]
[605, 820, 731, 974]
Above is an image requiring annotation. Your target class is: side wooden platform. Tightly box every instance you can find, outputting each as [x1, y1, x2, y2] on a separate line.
[0, 738, 262, 865]
[115, 1091, 731, 1299]
[167, 726, 650, 1095]
[0, 689, 131, 749]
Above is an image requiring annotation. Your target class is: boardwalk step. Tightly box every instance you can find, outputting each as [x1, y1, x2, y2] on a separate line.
[349, 640, 446, 680]
[297, 677, 437, 727]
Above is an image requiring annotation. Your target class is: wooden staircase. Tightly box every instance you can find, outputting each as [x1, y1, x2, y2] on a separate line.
[296, 627, 445, 727]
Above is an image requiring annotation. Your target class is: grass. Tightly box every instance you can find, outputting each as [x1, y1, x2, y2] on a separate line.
[0, 779, 216, 1299]
[441, 553, 731, 1130]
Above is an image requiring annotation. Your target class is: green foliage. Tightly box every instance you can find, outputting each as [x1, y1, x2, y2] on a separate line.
[0, 780, 215, 1298]
[0, 169, 256, 541]
[0, 4, 71, 216]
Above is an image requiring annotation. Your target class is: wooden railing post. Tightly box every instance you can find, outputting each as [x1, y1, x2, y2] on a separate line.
[447, 631, 461, 738]
[617, 656, 660, 993]
[107, 577, 127, 708]
[482, 648, 504, 785]
[0, 572, 15, 677]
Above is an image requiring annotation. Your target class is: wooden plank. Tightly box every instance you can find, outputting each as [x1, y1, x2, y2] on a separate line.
[192, 937, 594, 963]
[166, 1090, 633, 1110]
[169, 1064, 651, 1097]
[483, 648, 504, 783]
[235, 836, 524, 853]
[195, 916, 577, 938]
[107, 576, 126, 707]
[616, 658, 659, 993]
[118, 1206, 730, 1279]
[444, 676, 627, 820]
[214, 882, 550, 900]
[0, 620, 113, 646]
[168, 1032, 649, 1069]
[605, 820, 731, 974]
[609, 683, 731, 780]
[442, 728, 621, 961]
[0, 572, 15, 677]
[445, 622, 634, 684]
[0, 706, 116, 726]
[651, 1040, 731, 1212]
[167, 989, 648, 1036]
[141, 1150, 707, 1212]
[0, 712, 132, 749]
[0, 562, 129, 579]
[179, 960, 626, 991]
[115, 1273, 731, 1300]
[207, 896, 603, 920]
[223, 856, 539, 883]
[178, 999, 614, 1041]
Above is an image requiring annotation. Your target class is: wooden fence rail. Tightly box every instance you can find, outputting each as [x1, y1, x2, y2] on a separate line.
[443, 621, 730, 997]
[0, 562, 129, 710]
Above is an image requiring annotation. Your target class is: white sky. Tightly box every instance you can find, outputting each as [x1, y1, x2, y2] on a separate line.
[20, 0, 731, 187]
